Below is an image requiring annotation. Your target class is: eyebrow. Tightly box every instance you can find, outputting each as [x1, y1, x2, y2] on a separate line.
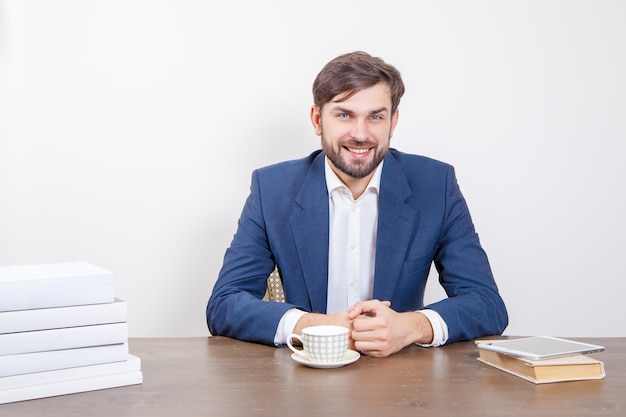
[331, 106, 389, 116]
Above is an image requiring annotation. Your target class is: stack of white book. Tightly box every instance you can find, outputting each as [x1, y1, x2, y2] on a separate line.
[0, 262, 143, 404]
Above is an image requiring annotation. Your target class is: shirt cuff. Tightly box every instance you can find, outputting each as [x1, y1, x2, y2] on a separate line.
[416, 309, 449, 347]
[274, 308, 307, 345]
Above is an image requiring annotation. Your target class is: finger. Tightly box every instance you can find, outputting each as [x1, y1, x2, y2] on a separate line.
[359, 348, 388, 358]
[353, 340, 388, 358]
[348, 299, 386, 319]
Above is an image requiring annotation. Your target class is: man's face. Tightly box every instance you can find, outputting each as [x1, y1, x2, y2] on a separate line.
[311, 82, 399, 182]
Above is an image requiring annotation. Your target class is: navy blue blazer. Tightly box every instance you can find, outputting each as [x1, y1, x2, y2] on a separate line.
[207, 149, 508, 346]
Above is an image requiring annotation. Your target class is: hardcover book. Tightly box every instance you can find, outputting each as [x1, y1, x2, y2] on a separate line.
[0, 299, 127, 334]
[0, 354, 142, 404]
[477, 348, 606, 384]
[0, 343, 129, 378]
[0, 322, 128, 356]
[0, 262, 115, 312]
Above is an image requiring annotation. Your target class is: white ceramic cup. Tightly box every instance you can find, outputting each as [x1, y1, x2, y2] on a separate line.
[287, 325, 349, 363]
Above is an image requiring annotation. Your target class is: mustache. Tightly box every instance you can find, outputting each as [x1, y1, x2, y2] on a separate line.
[338, 140, 377, 148]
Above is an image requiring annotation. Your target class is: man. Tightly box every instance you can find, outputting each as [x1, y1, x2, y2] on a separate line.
[207, 51, 507, 357]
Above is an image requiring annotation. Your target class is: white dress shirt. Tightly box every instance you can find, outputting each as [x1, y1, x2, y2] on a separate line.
[326, 156, 380, 313]
[274, 157, 448, 347]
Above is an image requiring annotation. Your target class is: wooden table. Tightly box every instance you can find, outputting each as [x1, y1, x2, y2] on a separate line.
[1, 337, 624, 416]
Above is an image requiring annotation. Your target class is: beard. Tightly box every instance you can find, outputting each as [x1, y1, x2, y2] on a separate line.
[321, 134, 389, 179]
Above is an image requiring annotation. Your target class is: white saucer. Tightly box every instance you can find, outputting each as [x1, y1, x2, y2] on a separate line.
[291, 349, 360, 369]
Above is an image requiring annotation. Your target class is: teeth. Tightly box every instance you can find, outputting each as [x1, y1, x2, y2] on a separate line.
[347, 148, 369, 154]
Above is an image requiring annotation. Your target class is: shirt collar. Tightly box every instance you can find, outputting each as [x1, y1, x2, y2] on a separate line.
[324, 156, 383, 198]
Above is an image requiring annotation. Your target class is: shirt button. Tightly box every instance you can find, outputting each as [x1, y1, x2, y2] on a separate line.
[350, 243, 356, 250]
[350, 281, 357, 287]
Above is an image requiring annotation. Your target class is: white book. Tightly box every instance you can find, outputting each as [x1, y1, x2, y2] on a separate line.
[0, 354, 143, 404]
[0, 343, 129, 378]
[0, 261, 115, 312]
[0, 299, 127, 334]
[0, 322, 128, 356]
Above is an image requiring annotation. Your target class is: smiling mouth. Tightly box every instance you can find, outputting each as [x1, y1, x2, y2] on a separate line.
[345, 146, 372, 156]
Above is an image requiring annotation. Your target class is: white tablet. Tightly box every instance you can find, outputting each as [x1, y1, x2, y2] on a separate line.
[477, 336, 605, 360]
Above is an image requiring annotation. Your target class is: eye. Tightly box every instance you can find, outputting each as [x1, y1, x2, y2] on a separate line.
[337, 113, 350, 119]
[370, 114, 384, 121]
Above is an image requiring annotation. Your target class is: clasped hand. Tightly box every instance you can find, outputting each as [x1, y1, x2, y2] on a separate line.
[297, 299, 434, 357]
[340, 299, 431, 357]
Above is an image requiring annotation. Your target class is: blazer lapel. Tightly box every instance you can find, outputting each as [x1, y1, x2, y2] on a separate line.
[289, 152, 329, 313]
[373, 152, 419, 301]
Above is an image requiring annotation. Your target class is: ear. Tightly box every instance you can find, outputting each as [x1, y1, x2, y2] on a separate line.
[389, 108, 400, 138]
[310, 105, 322, 136]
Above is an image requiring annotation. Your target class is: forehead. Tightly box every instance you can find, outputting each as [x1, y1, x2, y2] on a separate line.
[326, 83, 392, 113]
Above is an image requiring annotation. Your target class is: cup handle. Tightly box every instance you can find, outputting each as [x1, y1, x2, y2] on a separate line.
[287, 333, 306, 356]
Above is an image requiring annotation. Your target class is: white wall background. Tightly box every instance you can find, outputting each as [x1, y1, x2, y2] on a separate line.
[1, 0, 624, 338]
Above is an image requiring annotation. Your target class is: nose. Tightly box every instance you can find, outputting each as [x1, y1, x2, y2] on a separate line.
[349, 118, 368, 141]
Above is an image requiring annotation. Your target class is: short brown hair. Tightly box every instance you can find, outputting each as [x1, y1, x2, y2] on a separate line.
[312, 51, 405, 113]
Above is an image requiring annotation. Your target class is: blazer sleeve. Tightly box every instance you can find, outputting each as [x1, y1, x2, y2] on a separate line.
[206, 170, 297, 346]
[425, 166, 508, 343]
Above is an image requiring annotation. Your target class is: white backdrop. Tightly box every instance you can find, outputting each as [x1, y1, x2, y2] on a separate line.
[1, 0, 624, 338]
